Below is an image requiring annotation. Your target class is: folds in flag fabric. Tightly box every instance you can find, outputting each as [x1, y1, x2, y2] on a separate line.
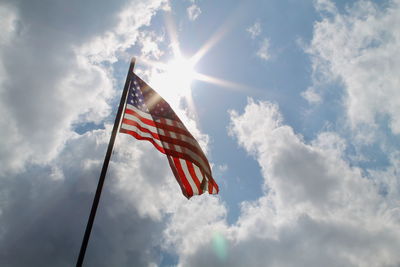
[119, 73, 219, 198]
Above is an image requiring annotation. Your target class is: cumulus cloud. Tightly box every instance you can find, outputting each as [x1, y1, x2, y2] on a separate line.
[246, 21, 262, 39]
[306, 0, 400, 134]
[4, 0, 399, 266]
[0, 0, 227, 265]
[0, 3, 17, 45]
[163, 196, 228, 256]
[301, 86, 322, 104]
[0, 0, 195, 266]
[0, 0, 169, 173]
[170, 2, 400, 265]
[0, 3, 113, 172]
[314, 0, 337, 14]
[138, 30, 165, 60]
[187, 4, 201, 21]
[0, 125, 182, 266]
[246, 20, 272, 61]
[81, 0, 170, 63]
[256, 38, 271, 61]
[171, 98, 400, 266]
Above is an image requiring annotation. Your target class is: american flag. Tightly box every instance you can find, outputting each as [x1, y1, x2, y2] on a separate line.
[119, 73, 219, 198]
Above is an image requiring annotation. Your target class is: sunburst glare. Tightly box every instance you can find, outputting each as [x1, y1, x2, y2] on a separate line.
[150, 55, 196, 108]
[141, 7, 252, 111]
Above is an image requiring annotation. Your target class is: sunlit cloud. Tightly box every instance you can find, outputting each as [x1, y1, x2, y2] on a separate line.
[187, 4, 201, 21]
[247, 21, 262, 39]
[256, 38, 271, 61]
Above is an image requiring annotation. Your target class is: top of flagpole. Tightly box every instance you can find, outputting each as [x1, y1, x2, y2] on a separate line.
[130, 57, 136, 71]
[129, 57, 136, 75]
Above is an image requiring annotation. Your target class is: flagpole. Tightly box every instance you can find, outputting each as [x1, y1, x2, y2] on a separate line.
[76, 57, 136, 267]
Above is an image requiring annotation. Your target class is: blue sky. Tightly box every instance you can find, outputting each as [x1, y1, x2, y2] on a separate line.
[1, 0, 400, 266]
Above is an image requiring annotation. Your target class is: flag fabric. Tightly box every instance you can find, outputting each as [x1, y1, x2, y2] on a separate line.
[119, 72, 219, 199]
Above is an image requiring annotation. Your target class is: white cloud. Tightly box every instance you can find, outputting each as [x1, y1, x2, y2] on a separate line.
[0, 54, 110, 173]
[0, 99, 216, 266]
[228, 100, 380, 215]
[163, 196, 228, 257]
[0, 1, 228, 264]
[307, 0, 400, 134]
[247, 21, 262, 39]
[5, 0, 400, 266]
[173, 98, 400, 266]
[80, 0, 169, 63]
[0, 4, 18, 45]
[246, 21, 272, 61]
[0, 126, 174, 266]
[187, 4, 201, 21]
[138, 30, 165, 60]
[0, 0, 169, 174]
[0, 0, 198, 266]
[217, 164, 228, 172]
[314, 0, 337, 14]
[301, 86, 322, 103]
[256, 38, 271, 61]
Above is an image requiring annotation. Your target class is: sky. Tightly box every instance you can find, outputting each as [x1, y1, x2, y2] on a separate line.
[1, 0, 400, 266]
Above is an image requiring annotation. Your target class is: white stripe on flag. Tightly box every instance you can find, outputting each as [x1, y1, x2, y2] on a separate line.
[125, 104, 152, 120]
[179, 159, 199, 195]
[192, 163, 205, 188]
[123, 107, 212, 176]
[120, 123, 163, 148]
[122, 118, 211, 176]
[125, 106, 204, 150]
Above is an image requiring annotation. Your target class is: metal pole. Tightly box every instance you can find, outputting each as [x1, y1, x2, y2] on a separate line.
[76, 57, 136, 267]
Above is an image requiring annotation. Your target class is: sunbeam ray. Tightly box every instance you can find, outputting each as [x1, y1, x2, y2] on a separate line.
[164, 11, 181, 57]
[191, 2, 249, 65]
[195, 72, 262, 94]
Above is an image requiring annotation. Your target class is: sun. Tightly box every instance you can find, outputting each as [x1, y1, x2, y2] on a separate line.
[143, 9, 252, 108]
[150, 55, 197, 105]
[163, 56, 196, 96]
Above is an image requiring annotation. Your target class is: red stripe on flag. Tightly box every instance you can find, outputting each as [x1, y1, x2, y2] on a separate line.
[119, 128, 165, 154]
[173, 157, 194, 198]
[124, 108, 211, 169]
[121, 118, 160, 140]
[122, 118, 211, 177]
[163, 148, 211, 177]
[155, 122, 192, 138]
[167, 156, 189, 198]
[208, 176, 219, 193]
[160, 118, 177, 152]
[159, 135, 210, 167]
[186, 160, 202, 194]
[120, 75, 219, 198]
[208, 177, 213, 193]
[125, 107, 194, 138]
[124, 108, 156, 127]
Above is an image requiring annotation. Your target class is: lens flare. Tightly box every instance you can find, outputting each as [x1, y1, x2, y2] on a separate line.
[212, 232, 228, 261]
[149, 55, 196, 108]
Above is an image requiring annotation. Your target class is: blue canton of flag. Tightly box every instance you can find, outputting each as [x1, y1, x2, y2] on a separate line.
[127, 74, 179, 120]
[126, 75, 149, 114]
